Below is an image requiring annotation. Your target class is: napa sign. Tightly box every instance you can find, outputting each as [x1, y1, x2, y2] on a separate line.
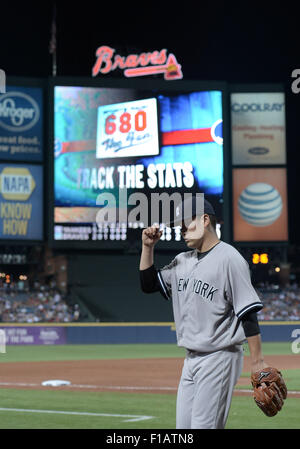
[0, 164, 43, 240]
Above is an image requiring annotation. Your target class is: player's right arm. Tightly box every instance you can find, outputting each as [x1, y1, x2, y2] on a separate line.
[139, 225, 171, 300]
[139, 225, 173, 300]
[139, 225, 162, 271]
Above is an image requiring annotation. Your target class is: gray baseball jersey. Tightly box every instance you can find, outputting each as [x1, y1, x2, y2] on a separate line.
[157, 240, 263, 353]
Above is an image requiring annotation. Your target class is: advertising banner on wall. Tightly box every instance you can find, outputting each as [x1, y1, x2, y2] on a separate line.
[2, 326, 66, 345]
[233, 167, 288, 242]
[0, 86, 43, 162]
[231, 92, 286, 166]
[0, 163, 43, 240]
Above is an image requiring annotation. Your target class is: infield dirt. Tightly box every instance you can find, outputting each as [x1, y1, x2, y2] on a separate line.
[0, 354, 298, 396]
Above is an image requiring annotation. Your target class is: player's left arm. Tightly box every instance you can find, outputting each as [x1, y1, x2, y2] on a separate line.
[241, 311, 268, 373]
[246, 333, 268, 373]
[241, 307, 288, 417]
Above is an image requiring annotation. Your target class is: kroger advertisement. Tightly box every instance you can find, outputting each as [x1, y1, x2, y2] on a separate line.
[0, 86, 43, 162]
[0, 163, 43, 240]
[54, 86, 223, 244]
[231, 92, 286, 166]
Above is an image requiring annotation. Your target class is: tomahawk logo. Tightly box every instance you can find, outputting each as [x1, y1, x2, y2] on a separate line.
[0, 69, 6, 94]
[258, 371, 270, 382]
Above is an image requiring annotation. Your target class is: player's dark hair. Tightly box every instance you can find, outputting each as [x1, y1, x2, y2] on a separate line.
[208, 214, 217, 231]
[189, 214, 217, 232]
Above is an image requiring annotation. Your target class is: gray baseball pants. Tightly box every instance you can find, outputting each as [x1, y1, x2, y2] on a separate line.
[176, 345, 244, 429]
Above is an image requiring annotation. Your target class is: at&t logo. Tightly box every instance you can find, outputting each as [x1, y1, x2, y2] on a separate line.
[0, 91, 40, 132]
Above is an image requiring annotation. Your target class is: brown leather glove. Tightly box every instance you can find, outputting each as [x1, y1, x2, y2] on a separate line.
[251, 367, 287, 417]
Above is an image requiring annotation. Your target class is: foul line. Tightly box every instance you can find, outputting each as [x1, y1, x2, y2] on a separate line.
[0, 381, 176, 391]
[0, 407, 154, 422]
[235, 388, 300, 395]
[0, 382, 299, 396]
[71, 384, 177, 391]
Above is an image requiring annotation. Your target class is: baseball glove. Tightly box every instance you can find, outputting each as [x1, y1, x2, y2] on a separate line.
[251, 367, 287, 417]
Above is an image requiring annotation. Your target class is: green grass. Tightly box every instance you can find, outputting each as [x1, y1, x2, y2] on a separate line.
[227, 396, 300, 429]
[0, 344, 186, 363]
[0, 389, 176, 429]
[243, 342, 295, 356]
[0, 343, 298, 429]
[0, 342, 294, 364]
[0, 388, 298, 430]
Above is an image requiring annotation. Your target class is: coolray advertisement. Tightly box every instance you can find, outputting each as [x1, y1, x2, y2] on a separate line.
[0, 163, 43, 240]
[53, 86, 223, 245]
[0, 86, 43, 162]
[231, 92, 286, 166]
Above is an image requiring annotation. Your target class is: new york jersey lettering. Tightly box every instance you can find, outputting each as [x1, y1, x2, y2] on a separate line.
[178, 278, 189, 291]
[192, 278, 218, 301]
[178, 277, 218, 301]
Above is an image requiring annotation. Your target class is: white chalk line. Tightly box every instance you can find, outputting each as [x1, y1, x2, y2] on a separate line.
[0, 382, 299, 396]
[0, 381, 176, 391]
[235, 388, 300, 395]
[0, 408, 154, 423]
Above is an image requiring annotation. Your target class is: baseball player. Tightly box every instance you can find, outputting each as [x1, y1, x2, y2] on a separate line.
[139, 195, 269, 429]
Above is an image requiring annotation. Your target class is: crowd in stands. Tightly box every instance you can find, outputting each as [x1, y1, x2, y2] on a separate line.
[0, 281, 81, 323]
[1, 278, 300, 323]
[256, 281, 300, 321]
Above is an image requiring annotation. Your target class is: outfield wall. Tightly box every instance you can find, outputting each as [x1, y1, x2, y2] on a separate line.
[0, 322, 299, 345]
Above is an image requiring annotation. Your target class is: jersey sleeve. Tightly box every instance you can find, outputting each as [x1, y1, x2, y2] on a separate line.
[226, 253, 263, 319]
[157, 257, 178, 301]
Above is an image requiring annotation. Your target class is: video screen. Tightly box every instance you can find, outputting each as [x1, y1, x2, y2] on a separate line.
[52, 84, 224, 248]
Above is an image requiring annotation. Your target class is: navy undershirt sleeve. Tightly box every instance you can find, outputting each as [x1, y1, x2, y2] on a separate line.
[140, 265, 169, 300]
[241, 311, 260, 337]
[140, 265, 160, 293]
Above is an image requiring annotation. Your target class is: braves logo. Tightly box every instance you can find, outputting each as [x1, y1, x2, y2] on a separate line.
[92, 46, 183, 80]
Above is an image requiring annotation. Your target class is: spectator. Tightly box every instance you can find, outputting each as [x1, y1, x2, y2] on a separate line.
[0, 282, 82, 323]
[256, 282, 300, 321]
